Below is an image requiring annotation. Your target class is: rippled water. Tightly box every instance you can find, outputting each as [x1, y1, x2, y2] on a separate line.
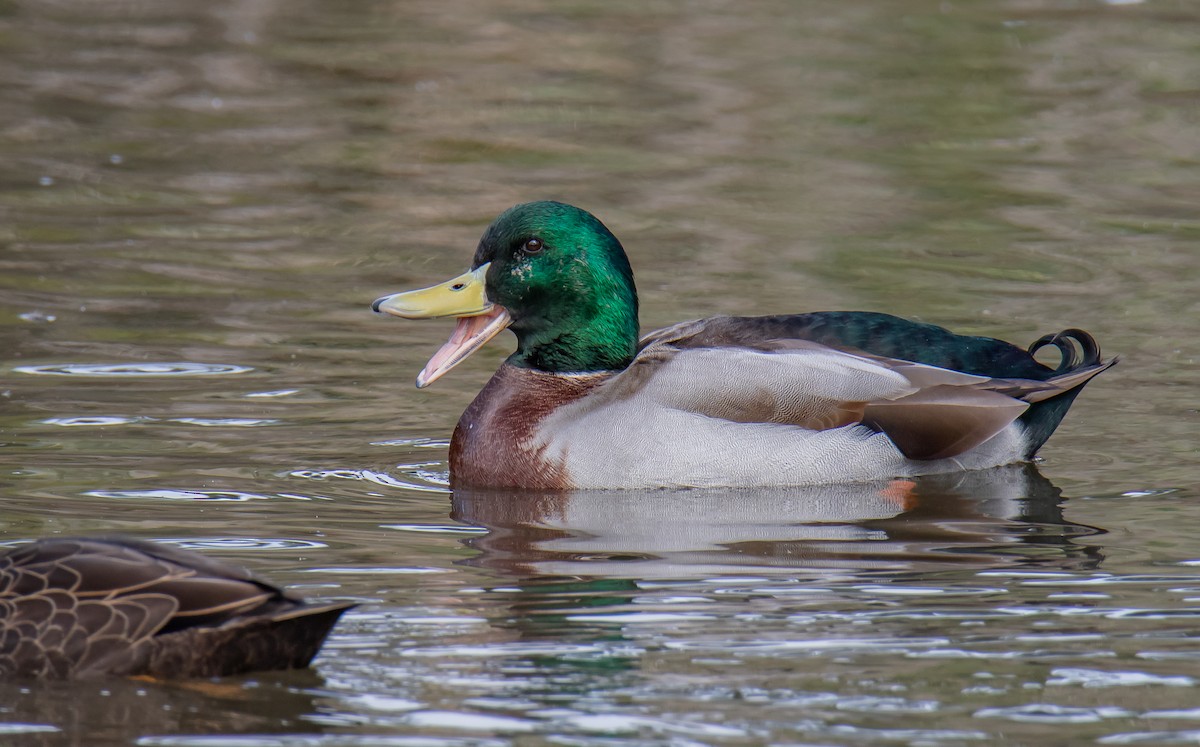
[2, 0, 1199, 744]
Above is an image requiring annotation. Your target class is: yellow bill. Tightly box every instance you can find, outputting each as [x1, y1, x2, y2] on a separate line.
[372, 263, 512, 388]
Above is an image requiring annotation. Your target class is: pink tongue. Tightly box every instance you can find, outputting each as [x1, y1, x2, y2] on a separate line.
[425, 315, 492, 372]
[417, 306, 511, 387]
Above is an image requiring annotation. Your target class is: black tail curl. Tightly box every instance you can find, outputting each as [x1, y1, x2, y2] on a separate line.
[1028, 328, 1102, 373]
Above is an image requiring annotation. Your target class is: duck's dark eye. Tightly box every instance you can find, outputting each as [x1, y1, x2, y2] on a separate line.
[522, 238, 544, 254]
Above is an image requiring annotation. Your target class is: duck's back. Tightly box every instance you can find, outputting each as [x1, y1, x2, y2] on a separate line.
[649, 312, 1055, 377]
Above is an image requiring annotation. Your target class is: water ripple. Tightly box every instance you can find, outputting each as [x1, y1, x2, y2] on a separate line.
[341, 694, 423, 713]
[835, 696, 940, 714]
[138, 736, 506, 747]
[168, 417, 280, 427]
[15, 362, 253, 377]
[986, 604, 1199, 620]
[1047, 668, 1196, 688]
[913, 649, 1117, 661]
[403, 642, 641, 658]
[157, 537, 327, 551]
[288, 468, 450, 494]
[854, 584, 1006, 597]
[1146, 709, 1200, 720]
[371, 437, 451, 449]
[398, 469, 451, 490]
[380, 524, 488, 535]
[1138, 651, 1200, 661]
[387, 616, 488, 626]
[17, 311, 56, 323]
[39, 416, 278, 427]
[290, 469, 367, 481]
[0, 725, 61, 735]
[1019, 574, 1200, 587]
[85, 489, 272, 502]
[560, 712, 747, 737]
[566, 612, 717, 623]
[975, 704, 1133, 723]
[827, 725, 989, 742]
[1080, 488, 1182, 500]
[401, 711, 537, 734]
[664, 637, 950, 653]
[300, 567, 449, 576]
[40, 416, 149, 427]
[1099, 731, 1200, 745]
[1106, 609, 1200, 620]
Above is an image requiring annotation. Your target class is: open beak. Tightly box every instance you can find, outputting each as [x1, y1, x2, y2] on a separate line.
[372, 263, 512, 388]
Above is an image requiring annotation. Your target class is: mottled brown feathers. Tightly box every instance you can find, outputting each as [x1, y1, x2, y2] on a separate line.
[0, 538, 354, 680]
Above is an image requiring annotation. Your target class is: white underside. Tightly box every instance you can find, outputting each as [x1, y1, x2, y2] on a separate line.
[536, 401, 1030, 489]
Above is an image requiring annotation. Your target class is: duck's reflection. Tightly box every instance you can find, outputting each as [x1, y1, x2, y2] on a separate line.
[451, 465, 1103, 578]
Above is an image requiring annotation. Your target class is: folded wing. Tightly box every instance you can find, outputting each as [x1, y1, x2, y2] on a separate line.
[618, 319, 1105, 461]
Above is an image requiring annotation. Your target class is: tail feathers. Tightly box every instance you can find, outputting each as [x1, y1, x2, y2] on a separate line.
[1028, 328, 1103, 374]
[1023, 357, 1118, 404]
[1020, 328, 1116, 457]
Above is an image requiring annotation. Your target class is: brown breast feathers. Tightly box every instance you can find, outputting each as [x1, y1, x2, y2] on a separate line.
[449, 364, 607, 490]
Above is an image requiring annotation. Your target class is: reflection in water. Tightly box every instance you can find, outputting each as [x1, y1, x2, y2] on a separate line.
[452, 465, 1103, 579]
[0, 673, 332, 747]
[13, 362, 254, 377]
[375, 466, 1123, 741]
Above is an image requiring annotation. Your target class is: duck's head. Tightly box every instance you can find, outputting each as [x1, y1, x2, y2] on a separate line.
[374, 201, 640, 387]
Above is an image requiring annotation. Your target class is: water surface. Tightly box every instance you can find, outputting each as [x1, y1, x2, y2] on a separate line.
[2, 0, 1199, 744]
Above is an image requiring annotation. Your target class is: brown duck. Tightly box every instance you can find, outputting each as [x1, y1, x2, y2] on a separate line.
[0, 537, 353, 680]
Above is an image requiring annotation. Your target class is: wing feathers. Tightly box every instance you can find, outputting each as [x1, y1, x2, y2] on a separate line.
[620, 323, 1104, 461]
[643, 347, 913, 430]
[863, 386, 1029, 460]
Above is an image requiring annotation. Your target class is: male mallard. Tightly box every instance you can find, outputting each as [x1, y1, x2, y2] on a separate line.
[373, 201, 1113, 490]
[0, 537, 354, 679]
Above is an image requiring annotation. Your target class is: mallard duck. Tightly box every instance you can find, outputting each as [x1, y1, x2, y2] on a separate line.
[0, 537, 354, 680]
[373, 201, 1114, 490]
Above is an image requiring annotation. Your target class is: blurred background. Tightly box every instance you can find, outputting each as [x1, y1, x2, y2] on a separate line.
[1, 0, 1199, 744]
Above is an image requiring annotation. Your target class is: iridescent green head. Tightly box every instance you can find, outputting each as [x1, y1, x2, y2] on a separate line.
[373, 202, 640, 386]
[472, 201, 639, 373]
